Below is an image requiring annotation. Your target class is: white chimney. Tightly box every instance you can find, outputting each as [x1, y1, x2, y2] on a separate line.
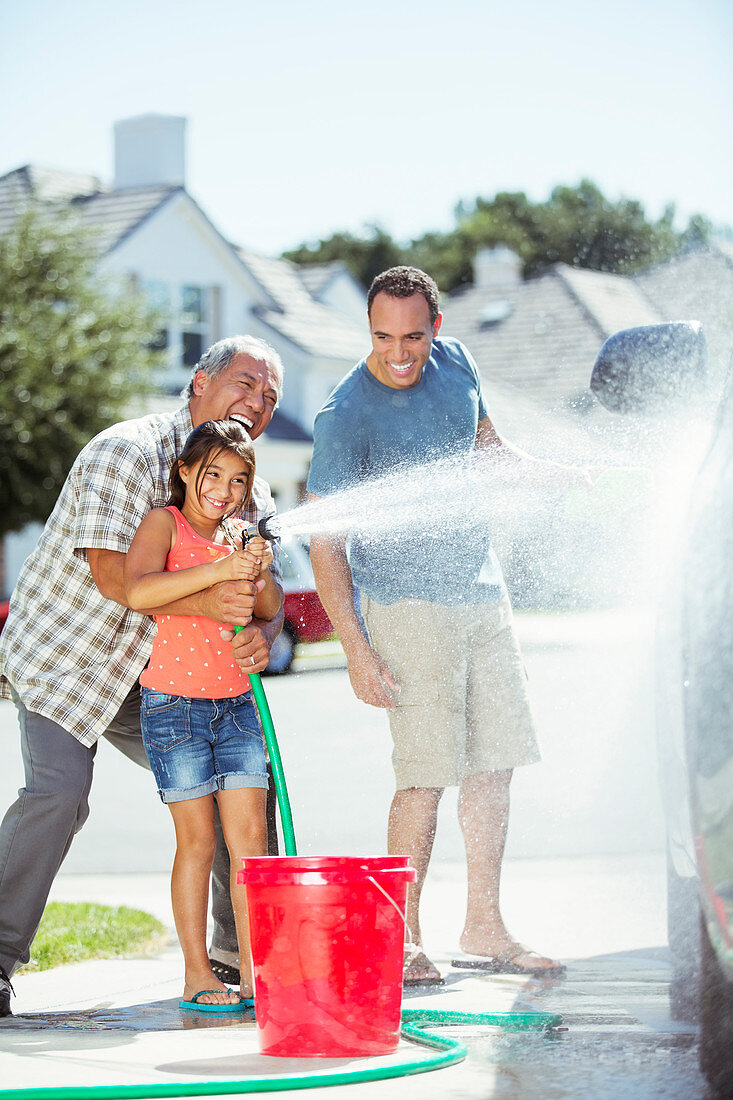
[473, 246, 522, 290]
[114, 114, 186, 190]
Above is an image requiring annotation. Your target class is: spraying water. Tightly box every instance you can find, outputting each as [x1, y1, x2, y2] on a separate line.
[270, 403, 711, 613]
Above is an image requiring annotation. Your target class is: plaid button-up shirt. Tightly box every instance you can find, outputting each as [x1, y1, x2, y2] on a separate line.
[0, 405, 280, 746]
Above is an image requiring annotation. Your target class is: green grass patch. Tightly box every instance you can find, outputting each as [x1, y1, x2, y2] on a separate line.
[19, 902, 169, 973]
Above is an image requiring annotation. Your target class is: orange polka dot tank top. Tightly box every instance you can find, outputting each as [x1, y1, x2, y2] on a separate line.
[139, 506, 250, 698]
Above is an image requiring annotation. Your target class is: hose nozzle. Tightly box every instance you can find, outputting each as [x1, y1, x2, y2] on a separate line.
[241, 514, 281, 546]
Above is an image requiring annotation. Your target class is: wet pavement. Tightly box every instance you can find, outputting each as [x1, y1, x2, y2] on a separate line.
[0, 609, 666, 876]
[0, 857, 707, 1099]
[0, 949, 703, 1100]
[0, 613, 712, 1095]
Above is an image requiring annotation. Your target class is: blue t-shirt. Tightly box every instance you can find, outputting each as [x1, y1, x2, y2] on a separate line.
[307, 337, 507, 605]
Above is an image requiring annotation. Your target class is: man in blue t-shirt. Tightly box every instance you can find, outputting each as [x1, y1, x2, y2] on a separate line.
[308, 267, 565, 985]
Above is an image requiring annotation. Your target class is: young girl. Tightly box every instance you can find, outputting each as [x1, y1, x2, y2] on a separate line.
[124, 419, 280, 1013]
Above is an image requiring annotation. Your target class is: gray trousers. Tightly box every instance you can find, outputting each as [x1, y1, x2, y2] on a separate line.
[0, 686, 278, 978]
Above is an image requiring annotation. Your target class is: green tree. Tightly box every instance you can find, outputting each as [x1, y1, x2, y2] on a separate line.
[453, 180, 700, 281]
[407, 228, 476, 293]
[0, 207, 162, 538]
[282, 225, 403, 288]
[679, 212, 714, 253]
[283, 182, 712, 294]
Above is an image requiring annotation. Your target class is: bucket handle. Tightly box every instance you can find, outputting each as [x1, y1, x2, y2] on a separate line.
[367, 875, 414, 946]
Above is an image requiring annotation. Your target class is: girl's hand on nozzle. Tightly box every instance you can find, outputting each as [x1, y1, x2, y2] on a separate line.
[221, 549, 261, 582]
[244, 536, 274, 576]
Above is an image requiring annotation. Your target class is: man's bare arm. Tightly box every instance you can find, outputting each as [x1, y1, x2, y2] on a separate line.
[88, 548, 264, 624]
[475, 415, 551, 462]
[475, 416, 593, 486]
[86, 549, 129, 605]
[308, 497, 398, 709]
[87, 548, 283, 674]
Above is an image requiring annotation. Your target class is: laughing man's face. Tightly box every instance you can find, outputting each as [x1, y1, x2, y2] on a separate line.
[367, 292, 442, 390]
[190, 353, 279, 439]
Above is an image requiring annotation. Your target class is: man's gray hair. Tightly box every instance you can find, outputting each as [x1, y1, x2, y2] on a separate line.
[182, 335, 284, 401]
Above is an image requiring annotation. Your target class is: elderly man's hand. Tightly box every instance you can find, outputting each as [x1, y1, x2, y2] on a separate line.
[223, 623, 271, 673]
[346, 642, 400, 710]
[198, 579, 265, 627]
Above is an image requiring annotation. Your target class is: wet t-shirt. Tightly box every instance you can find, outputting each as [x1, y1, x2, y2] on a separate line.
[307, 338, 507, 606]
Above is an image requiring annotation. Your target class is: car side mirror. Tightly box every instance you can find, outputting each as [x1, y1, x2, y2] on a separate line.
[590, 321, 708, 415]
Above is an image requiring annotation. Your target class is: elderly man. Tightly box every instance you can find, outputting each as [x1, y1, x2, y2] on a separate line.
[0, 335, 284, 1016]
[308, 267, 566, 985]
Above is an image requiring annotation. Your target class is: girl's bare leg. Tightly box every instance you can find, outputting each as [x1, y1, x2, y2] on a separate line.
[217, 787, 268, 999]
[168, 795, 240, 1005]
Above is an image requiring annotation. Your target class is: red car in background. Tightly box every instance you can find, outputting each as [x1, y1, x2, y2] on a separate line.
[0, 600, 8, 634]
[265, 538, 333, 674]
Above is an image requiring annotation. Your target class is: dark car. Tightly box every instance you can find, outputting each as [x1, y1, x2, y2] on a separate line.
[265, 538, 334, 675]
[592, 322, 733, 1095]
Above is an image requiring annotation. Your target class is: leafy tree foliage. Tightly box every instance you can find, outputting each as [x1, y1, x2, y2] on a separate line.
[282, 180, 712, 293]
[407, 228, 476, 295]
[458, 180, 684, 279]
[282, 225, 402, 289]
[0, 207, 161, 537]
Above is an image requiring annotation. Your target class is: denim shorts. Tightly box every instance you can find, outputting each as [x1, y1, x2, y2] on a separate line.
[140, 688, 268, 804]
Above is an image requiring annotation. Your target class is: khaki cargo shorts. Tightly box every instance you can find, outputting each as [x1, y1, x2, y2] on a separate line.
[362, 594, 541, 789]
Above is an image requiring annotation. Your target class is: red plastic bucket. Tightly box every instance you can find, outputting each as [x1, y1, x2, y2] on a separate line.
[238, 855, 416, 1057]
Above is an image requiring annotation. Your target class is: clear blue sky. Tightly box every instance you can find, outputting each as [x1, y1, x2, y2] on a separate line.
[2, 0, 731, 255]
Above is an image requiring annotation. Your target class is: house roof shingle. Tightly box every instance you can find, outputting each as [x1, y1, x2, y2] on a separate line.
[443, 262, 661, 416]
[0, 165, 177, 253]
[70, 186, 179, 253]
[238, 248, 366, 361]
[298, 260, 348, 299]
[557, 265, 662, 339]
[635, 243, 733, 381]
[0, 166, 102, 204]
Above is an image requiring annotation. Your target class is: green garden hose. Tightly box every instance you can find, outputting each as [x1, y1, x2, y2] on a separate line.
[243, 668, 560, 1081]
[248, 671, 297, 856]
[0, 1008, 561, 1099]
[0, 653, 562, 1100]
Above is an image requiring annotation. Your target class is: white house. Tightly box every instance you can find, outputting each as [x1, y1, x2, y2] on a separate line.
[0, 115, 370, 592]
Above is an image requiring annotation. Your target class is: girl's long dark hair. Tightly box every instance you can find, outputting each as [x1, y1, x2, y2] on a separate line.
[167, 420, 256, 518]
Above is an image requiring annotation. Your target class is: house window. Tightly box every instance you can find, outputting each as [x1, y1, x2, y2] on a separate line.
[142, 282, 216, 391]
[181, 286, 206, 367]
[142, 279, 171, 352]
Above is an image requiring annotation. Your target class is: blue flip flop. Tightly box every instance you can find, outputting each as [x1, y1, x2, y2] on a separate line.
[179, 988, 254, 1012]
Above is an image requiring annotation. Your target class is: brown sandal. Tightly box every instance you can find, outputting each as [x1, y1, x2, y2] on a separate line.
[404, 943, 445, 987]
[452, 942, 566, 978]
